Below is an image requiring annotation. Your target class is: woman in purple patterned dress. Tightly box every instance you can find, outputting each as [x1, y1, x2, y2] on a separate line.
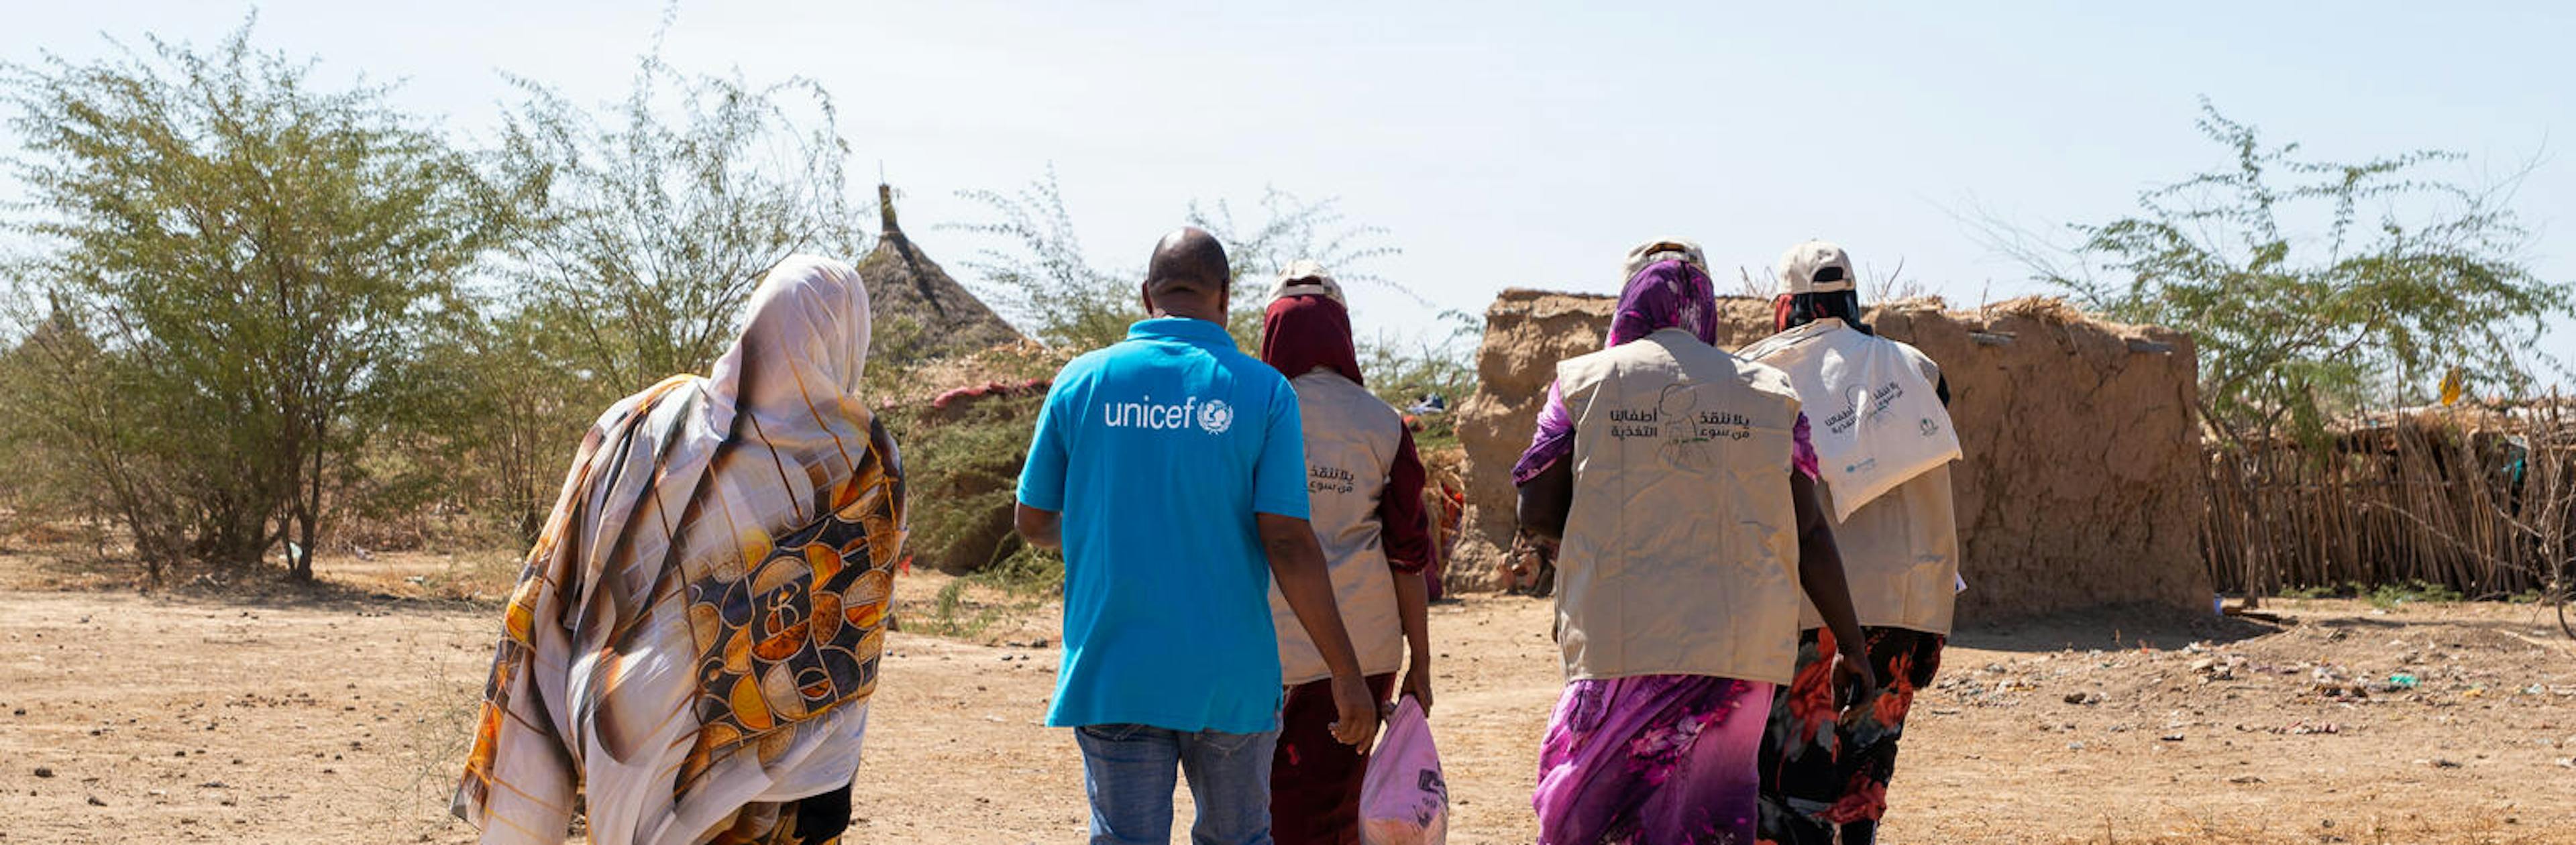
[1513, 241, 1878, 844]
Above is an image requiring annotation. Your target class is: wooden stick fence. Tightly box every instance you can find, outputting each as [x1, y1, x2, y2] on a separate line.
[2201, 399, 2575, 598]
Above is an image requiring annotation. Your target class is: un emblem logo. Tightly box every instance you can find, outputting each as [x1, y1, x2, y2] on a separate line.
[1197, 398, 1234, 435]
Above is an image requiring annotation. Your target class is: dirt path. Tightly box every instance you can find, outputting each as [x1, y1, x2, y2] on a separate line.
[2, 556, 2572, 844]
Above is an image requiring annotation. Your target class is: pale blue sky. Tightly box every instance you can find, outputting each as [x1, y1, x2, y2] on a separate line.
[6, 1, 2571, 382]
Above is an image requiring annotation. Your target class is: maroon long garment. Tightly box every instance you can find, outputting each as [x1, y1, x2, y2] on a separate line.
[1258, 292, 1432, 844]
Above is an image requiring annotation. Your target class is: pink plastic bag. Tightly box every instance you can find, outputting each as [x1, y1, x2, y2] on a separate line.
[1359, 697, 1448, 845]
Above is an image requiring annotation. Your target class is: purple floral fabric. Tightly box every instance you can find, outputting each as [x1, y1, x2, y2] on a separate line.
[1606, 260, 1723, 349]
[1791, 413, 1819, 480]
[1515, 380, 1577, 485]
[1533, 674, 1775, 844]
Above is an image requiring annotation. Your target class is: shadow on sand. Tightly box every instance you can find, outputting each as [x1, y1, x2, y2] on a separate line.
[1951, 602, 2285, 653]
[0, 547, 500, 618]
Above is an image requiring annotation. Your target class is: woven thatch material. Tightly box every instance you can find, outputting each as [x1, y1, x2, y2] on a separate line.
[858, 184, 1026, 362]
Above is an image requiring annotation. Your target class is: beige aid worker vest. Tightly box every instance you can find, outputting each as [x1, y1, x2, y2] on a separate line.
[1269, 371, 1409, 685]
[1802, 464, 1960, 634]
[1552, 328, 1807, 685]
[1770, 336, 1964, 635]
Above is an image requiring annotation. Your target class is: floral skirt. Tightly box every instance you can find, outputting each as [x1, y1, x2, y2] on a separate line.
[1534, 674, 1774, 844]
[1756, 626, 1945, 845]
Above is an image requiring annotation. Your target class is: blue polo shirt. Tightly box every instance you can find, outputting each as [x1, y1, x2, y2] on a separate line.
[1018, 317, 1310, 734]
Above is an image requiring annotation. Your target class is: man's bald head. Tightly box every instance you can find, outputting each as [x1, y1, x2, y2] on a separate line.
[1141, 227, 1232, 321]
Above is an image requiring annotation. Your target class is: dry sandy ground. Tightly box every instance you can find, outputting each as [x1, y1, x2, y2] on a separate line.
[2, 550, 2573, 844]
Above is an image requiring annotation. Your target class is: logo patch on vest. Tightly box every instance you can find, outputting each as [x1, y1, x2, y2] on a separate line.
[1308, 463, 1357, 494]
[1607, 385, 1756, 469]
[1825, 380, 1906, 435]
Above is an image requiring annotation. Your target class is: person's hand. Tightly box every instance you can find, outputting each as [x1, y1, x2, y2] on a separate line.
[1832, 643, 1880, 726]
[1505, 532, 1559, 594]
[1503, 536, 1537, 591]
[1401, 655, 1435, 715]
[1328, 672, 1381, 748]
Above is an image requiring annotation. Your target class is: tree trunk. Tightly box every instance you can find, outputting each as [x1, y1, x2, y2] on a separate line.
[290, 430, 323, 581]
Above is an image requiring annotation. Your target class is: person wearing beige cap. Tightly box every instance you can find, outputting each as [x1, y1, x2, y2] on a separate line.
[1748, 240, 1961, 845]
[1500, 237, 1716, 598]
[1621, 237, 1708, 279]
[1255, 262, 1438, 845]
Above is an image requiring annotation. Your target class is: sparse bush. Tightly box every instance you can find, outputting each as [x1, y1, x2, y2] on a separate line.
[488, 48, 868, 398]
[952, 168, 1138, 351]
[957, 170, 1403, 355]
[2369, 579, 2466, 609]
[2008, 100, 2570, 450]
[973, 545, 1065, 596]
[1360, 308, 1483, 448]
[910, 577, 1002, 640]
[1185, 188, 1399, 347]
[883, 387, 1049, 577]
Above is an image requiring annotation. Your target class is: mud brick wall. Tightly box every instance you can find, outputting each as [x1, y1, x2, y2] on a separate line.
[1448, 290, 2210, 622]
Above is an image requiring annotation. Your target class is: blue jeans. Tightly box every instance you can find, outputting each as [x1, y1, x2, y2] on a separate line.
[1075, 722, 1281, 845]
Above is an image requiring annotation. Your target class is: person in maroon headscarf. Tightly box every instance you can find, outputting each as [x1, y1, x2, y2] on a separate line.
[1258, 262, 1436, 845]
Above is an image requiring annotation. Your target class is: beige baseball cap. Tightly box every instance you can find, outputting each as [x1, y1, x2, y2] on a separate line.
[1622, 237, 1707, 279]
[1268, 260, 1344, 304]
[1777, 240, 1858, 295]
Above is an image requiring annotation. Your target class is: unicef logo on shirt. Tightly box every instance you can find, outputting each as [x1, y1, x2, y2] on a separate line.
[1102, 394, 1232, 435]
[1197, 399, 1234, 435]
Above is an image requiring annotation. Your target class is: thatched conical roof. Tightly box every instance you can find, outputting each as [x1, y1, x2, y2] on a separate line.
[857, 183, 1027, 361]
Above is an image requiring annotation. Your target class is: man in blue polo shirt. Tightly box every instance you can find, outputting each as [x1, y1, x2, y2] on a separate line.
[1017, 227, 1378, 845]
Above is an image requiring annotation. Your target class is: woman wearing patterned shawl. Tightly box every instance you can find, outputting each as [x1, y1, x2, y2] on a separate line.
[1513, 248, 1876, 844]
[455, 255, 905, 845]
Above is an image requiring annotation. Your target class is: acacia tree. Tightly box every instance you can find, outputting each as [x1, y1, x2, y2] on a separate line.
[2021, 101, 2568, 449]
[1, 23, 502, 578]
[1360, 308, 1483, 412]
[490, 51, 868, 398]
[413, 308, 591, 542]
[1187, 189, 1402, 345]
[956, 168, 1404, 351]
[0, 302, 155, 567]
[952, 168, 1135, 350]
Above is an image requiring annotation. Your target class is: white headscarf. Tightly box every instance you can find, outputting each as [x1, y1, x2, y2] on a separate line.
[710, 254, 874, 447]
[461, 255, 903, 845]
